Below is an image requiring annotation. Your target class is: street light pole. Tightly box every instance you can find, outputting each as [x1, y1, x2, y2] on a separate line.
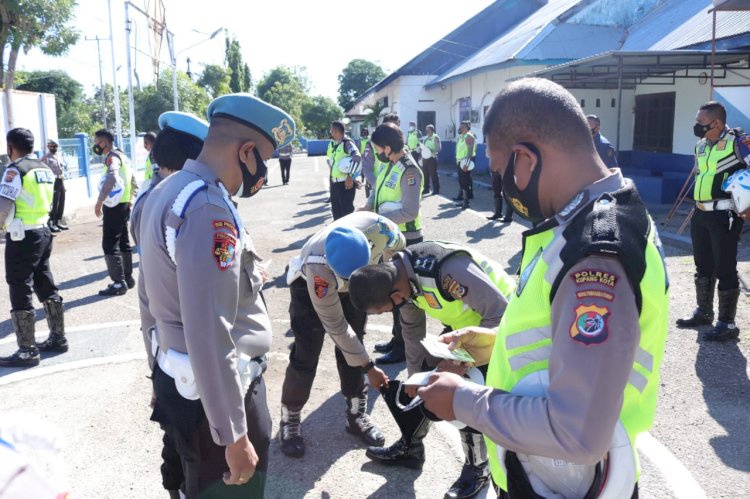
[107, 0, 124, 148]
[124, 1, 138, 164]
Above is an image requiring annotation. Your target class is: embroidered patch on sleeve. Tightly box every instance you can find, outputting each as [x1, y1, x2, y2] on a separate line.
[442, 274, 467, 300]
[576, 290, 614, 301]
[570, 304, 610, 345]
[570, 269, 617, 287]
[212, 220, 238, 237]
[4, 169, 17, 183]
[406, 174, 416, 186]
[422, 291, 442, 309]
[314, 275, 329, 299]
[213, 232, 237, 271]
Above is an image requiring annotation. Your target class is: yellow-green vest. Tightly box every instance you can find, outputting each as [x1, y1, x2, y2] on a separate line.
[693, 131, 742, 202]
[484, 187, 669, 491]
[13, 157, 54, 225]
[327, 138, 355, 181]
[424, 135, 439, 154]
[456, 132, 477, 161]
[374, 158, 423, 234]
[109, 150, 134, 204]
[144, 154, 154, 180]
[408, 241, 516, 329]
[407, 130, 420, 149]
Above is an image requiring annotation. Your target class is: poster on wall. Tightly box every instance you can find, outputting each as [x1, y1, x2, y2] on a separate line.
[459, 97, 471, 123]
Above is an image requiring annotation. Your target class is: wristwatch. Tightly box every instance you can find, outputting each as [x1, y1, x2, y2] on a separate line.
[360, 360, 375, 374]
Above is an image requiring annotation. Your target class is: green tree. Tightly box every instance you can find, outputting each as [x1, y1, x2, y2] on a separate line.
[256, 66, 310, 129]
[134, 69, 210, 132]
[16, 70, 83, 113]
[225, 35, 251, 92]
[337, 59, 386, 111]
[87, 84, 130, 135]
[197, 64, 231, 99]
[302, 96, 342, 138]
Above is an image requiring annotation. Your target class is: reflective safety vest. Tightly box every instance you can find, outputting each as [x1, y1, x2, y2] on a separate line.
[144, 154, 154, 180]
[424, 135, 439, 154]
[456, 132, 477, 161]
[373, 156, 423, 234]
[694, 130, 744, 202]
[108, 150, 134, 204]
[407, 241, 515, 329]
[327, 138, 356, 181]
[13, 157, 55, 225]
[407, 130, 420, 149]
[484, 183, 669, 491]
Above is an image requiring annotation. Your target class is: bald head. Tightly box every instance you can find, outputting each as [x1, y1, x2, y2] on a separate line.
[483, 78, 593, 153]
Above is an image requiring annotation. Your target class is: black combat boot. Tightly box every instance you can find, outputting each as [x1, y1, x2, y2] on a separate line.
[487, 198, 503, 220]
[676, 276, 715, 328]
[48, 219, 61, 233]
[36, 299, 68, 353]
[704, 288, 741, 341]
[56, 218, 69, 230]
[345, 393, 385, 446]
[279, 404, 305, 458]
[99, 255, 128, 296]
[375, 340, 406, 364]
[366, 381, 431, 469]
[0, 310, 40, 367]
[445, 430, 491, 499]
[374, 338, 394, 353]
[122, 252, 136, 289]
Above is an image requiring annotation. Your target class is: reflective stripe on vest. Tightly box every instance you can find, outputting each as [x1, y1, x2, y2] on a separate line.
[373, 160, 423, 233]
[109, 151, 134, 203]
[693, 133, 741, 202]
[484, 216, 669, 491]
[14, 159, 54, 225]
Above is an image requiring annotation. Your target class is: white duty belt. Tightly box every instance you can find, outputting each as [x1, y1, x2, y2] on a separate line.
[150, 328, 265, 401]
[696, 199, 734, 212]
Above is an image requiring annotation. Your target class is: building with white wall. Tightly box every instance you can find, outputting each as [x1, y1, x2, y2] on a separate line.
[0, 89, 58, 155]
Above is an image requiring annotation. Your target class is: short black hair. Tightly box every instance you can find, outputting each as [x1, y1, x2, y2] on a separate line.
[586, 115, 600, 125]
[382, 113, 400, 125]
[152, 127, 204, 171]
[483, 78, 593, 151]
[331, 120, 345, 134]
[348, 264, 399, 312]
[95, 129, 115, 143]
[699, 101, 727, 123]
[7, 128, 34, 154]
[143, 131, 157, 145]
[460, 120, 471, 129]
[370, 123, 404, 153]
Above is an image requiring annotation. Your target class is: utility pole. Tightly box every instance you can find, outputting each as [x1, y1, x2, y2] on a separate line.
[85, 35, 109, 129]
[107, 0, 124, 149]
[167, 30, 179, 111]
[124, 1, 137, 165]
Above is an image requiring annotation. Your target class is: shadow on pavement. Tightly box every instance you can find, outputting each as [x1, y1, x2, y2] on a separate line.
[360, 460, 419, 499]
[303, 191, 327, 198]
[272, 235, 312, 254]
[696, 338, 750, 472]
[283, 215, 330, 232]
[58, 270, 109, 290]
[294, 205, 329, 218]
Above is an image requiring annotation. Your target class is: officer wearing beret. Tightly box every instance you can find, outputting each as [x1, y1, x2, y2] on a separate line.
[0, 128, 66, 367]
[348, 241, 515, 499]
[139, 93, 295, 497]
[279, 211, 402, 458]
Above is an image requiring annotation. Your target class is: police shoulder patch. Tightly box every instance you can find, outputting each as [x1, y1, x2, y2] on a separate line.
[4, 169, 17, 183]
[442, 273, 467, 300]
[406, 174, 416, 186]
[213, 231, 237, 271]
[213, 219, 238, 237]
[570, 269, 617, 287]
[569, 303, 610, 345]
[314, 275, 329, 299]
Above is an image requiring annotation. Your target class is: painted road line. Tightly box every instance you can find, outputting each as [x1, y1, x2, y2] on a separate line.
[314, 157, 319, 173]
[0, 352, 146, 387]
[637, 432, 707, 499]
[0, 320, 141, 347]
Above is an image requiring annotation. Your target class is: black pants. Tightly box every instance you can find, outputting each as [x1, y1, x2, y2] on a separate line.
[457, 165, 473, 199]
[330, 181, 356, 221]
[490, 171, 503, 197]
[691, 209, 744, 290]
[391, 236, 424, 347]
[422, 157, 439, 193]
[282, 277, 367, 410]
[5, 227, 60, 311]
[102, 203, 132, 256]
[50, 177, 66, 222]
[151, 365, 271, 499]
[280, 158, 291, 184]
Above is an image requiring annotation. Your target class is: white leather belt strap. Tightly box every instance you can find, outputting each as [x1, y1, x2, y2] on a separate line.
[24, 224, 46, 231]
[696, 199, 734, 211]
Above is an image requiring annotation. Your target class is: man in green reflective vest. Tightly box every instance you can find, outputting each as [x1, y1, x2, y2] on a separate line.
[0, 128, 66, 367]
[418, 78, 669, 498]
[143, 131, 157, 182]
[675, 101, 750, 341]
[327, 120, 362, 220]
[406, 121, 422, 164]
[454, 121, 476, 210]
[349, 241, 514, 499]
[422, 124, 442, 195]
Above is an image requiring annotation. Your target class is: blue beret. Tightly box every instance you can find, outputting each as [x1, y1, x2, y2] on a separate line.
[158, 111, 209, 140]
[206, 93, 295, 149]
[325, 227, 371, 278]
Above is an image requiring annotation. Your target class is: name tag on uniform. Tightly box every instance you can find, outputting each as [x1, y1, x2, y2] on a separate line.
[698, 144, 707, 156]
[385, 172, 399, 189]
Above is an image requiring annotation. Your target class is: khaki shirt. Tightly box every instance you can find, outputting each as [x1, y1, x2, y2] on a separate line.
[138, 159, 271, 446]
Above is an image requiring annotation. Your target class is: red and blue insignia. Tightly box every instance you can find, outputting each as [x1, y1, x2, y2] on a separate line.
[213, 232, 237, 271]
[4, 169, 17, 183]
[212, 220, 238, 237]
[570, 304, 610, 345]
[314, 275, 329, 299]
[406, 174, 416, 186]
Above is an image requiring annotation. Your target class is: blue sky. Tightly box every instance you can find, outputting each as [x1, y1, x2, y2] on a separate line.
[19, 0, 495, 99]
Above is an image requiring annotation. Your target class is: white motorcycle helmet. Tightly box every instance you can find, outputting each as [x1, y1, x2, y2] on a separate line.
[337, 157, 359, 175]
[722, 169, 750, 213]
[98, 174, 125, 208]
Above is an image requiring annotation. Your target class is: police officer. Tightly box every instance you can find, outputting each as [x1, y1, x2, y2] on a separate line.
[41, 138, 68, 232]
[139, 94, 293, 498]
[676, 101, 750, 341]
[421, 124, 441, 195]
[279, 211, 401, 458]
[93, 129, 137, 296]
[348, 241, 515, 499]
[454, 121, 476, 209]
[360, 127, 384, 198]
[0, 128, 66, 367]
[587, 115, 618, 168]
[364, 122, 425, 365]
[418, 79, 669, 498]
[406, 121, 422, 164]
[327, 120, 362, 220]
[143, 131, 158, 182]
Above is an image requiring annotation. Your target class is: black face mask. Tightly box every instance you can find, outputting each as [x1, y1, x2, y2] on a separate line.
[502, 142, 546, 224]
[92, 144, 104, 156]
[376, 147, 390, 163]
[693, 122, 713, 139]
[237, 147, 267, 198]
